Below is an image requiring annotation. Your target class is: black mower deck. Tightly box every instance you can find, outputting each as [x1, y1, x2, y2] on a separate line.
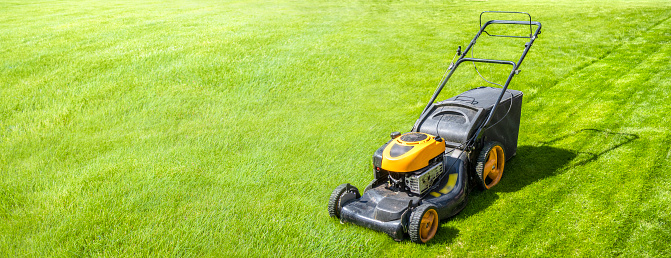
[340, 149, 468, 241]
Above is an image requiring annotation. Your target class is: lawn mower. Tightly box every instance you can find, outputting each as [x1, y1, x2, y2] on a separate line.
[328, 12, 542, 243]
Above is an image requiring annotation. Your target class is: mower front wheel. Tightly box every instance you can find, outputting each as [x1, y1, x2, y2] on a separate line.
[409, 204, 439, 244]
[328, 183, 360, 219]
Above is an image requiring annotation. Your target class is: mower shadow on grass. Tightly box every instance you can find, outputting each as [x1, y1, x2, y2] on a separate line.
[430, 145, 576, 244]
[500, 128, 639, 193]
[496, 145, 577, 193]
[431, 225, 461, 244]
[539, 128, 639, 167]
[453, 145, 576, 216]
[443, 128, 639, 236]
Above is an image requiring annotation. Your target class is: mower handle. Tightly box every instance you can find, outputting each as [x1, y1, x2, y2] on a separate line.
[417, 12, 542, 146]
[459, 58, 516, 66]
[480, 11, 535, 38]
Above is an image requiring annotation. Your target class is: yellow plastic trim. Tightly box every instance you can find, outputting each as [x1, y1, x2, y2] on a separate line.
[430, 173, 458, 197]
[380, 132, 445, 172]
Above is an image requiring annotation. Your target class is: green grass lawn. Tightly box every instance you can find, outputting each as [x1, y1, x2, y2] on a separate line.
[2, 0, 671, 256]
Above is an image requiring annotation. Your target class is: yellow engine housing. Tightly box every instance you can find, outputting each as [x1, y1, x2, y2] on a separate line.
[381, 132, 445, 173]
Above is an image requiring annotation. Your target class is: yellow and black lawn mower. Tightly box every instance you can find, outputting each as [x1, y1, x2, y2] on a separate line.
[328, 12, 542, 243]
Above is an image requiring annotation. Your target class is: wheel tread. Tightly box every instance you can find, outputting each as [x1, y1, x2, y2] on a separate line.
[409, 204, 438, 244]
[475, 141, 505, 190]
[328, 184, 348, 218]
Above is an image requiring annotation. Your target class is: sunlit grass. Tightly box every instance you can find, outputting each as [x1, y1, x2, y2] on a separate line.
[1, 0, 671, 256]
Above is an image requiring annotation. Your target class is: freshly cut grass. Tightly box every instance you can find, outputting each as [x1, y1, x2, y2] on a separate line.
[1, 0, 671, 256]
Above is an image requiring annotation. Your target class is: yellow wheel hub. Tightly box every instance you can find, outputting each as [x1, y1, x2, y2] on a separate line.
[483, 145, 505, 189]
[419, 209, 438, 242]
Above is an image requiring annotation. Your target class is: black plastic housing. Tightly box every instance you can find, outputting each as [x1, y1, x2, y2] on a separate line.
[414, 86, 523, 159]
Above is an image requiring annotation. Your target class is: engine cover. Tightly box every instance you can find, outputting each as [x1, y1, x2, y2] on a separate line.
[380, 132, 445, 172]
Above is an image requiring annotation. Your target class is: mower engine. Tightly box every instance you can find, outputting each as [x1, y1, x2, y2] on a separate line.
[373, 132, 445, 195]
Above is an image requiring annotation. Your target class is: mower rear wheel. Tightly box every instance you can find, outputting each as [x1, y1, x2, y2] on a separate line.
[409, 204, 439, 244]
[475, 141, 505, 189]
[328, 183, 360, 218]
